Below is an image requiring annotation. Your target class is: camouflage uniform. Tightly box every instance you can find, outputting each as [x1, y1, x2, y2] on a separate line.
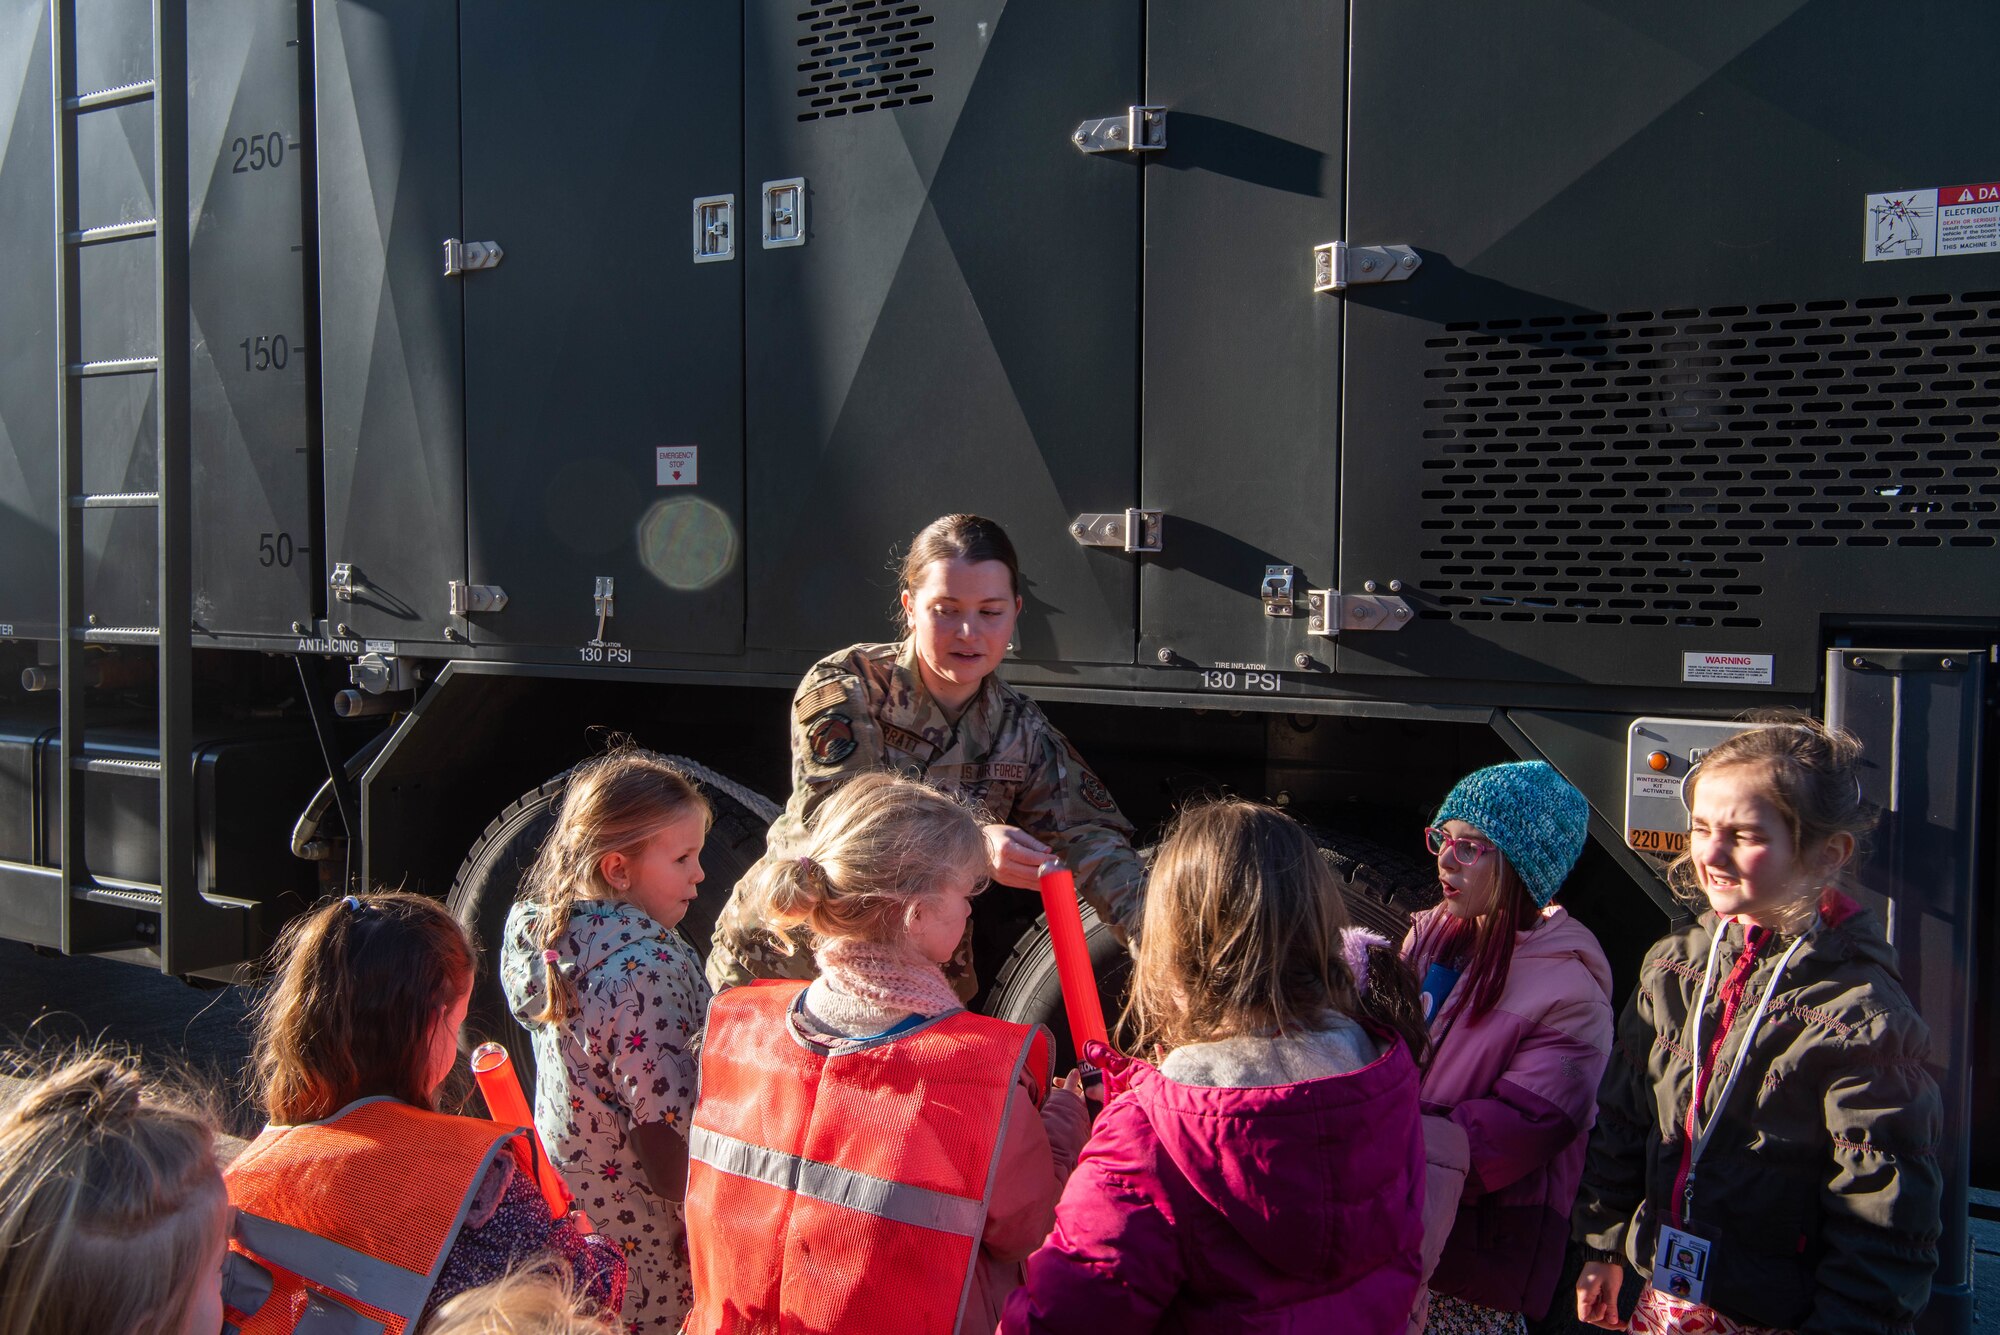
[707, 640, 1146, 999]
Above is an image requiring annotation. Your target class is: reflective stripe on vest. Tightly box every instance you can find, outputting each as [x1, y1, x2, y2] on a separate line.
[685, 981, 1050, 1335]
[224, 1097, 527, 1335]
[233, 1211, 433, 1321]
[688, 1124, 987, 1237]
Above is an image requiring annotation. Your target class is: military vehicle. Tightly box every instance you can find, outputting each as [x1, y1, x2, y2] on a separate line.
[0, 3, 1991, 1326]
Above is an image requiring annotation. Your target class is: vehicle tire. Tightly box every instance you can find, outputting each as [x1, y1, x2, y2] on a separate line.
[445, 757, 779, 1076]
[983, 828, 1438, 1071]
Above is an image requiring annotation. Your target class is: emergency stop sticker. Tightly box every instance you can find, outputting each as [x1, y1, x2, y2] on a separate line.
[1682, 652, 1773, 685]
[656, 446, 698, 486]
[1866, 182, 2000, 261]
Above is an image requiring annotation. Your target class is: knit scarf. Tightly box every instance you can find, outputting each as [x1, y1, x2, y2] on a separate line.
[806, 938, 962, 1038]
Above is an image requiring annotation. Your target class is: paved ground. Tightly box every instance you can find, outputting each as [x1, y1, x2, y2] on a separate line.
[0, 939, 260, 1139]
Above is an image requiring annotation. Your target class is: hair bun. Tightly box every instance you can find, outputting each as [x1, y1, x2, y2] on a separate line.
[21, 1056, 144, 1126]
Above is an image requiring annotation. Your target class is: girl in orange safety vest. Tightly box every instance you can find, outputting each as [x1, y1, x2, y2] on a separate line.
[225, 892, 626, 1333]
[685, 772, 1091, 1335]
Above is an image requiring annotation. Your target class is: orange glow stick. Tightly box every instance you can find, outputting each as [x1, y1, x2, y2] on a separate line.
[470, 1042, 580, 1224]
[1037, 866, 1111, 1055]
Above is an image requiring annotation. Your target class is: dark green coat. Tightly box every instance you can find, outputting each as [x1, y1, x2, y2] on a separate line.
[1573, 894, 1941, 1334]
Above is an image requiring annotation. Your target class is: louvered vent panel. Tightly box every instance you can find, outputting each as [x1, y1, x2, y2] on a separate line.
[796, 2, 936, 122]
[1413, 292, 2000, 628]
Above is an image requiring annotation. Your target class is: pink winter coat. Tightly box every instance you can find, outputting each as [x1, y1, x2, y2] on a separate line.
[1402, 904, 1613, 1319]
[1000, 1034, 1426, 1334]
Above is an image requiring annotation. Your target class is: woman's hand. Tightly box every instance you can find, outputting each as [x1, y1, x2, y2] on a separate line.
[1575, 1259, 1625, 1329]
[983, 823, 1054, 889]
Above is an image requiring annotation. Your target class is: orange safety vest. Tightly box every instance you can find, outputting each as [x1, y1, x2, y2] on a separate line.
[222, 1096, 531, 1335]
[685, 981, 1050, 1335]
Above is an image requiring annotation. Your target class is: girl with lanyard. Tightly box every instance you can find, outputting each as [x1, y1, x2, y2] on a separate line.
[1401, 762, 1615, 1335]
[1573, 716, 1942, 1335]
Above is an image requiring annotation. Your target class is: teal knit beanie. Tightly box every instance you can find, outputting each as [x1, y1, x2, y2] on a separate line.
[1433, 761, 1588, 908]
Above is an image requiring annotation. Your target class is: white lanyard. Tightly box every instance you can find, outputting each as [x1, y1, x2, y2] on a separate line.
[1679, 916, 1812, 1220]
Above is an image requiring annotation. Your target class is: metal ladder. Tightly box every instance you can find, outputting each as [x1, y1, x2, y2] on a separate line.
[50, 0, 245, 973]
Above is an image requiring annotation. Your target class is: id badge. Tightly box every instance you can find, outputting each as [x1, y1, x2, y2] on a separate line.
[1653, 1224, 1713, 1305]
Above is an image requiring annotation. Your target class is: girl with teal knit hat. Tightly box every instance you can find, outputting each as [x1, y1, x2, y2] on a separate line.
[1401, 761, 1616, 1335]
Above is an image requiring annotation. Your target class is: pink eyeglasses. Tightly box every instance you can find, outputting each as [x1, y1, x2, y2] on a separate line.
[1425, 826, 1496, 867]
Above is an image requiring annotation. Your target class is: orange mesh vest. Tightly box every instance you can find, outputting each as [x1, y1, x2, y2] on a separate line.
[222, 1097, 531, 1335]
[685, 980, 1050, 1335]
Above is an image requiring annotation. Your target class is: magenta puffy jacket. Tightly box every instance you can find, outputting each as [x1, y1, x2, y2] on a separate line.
[1000, 1036, 1425, 1334]
[1403, 904, 1614, 1318]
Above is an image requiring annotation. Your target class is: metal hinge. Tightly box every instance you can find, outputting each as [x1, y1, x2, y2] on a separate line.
[1311, 241, 1421, 293]
[442, 238, 504, 276]
[329, 563, 357, 603]
[1307, 589, 1414, 635]
[693, 194, 734, 262]
[447, 580, 508, 615]
[1073, 105, 1166, 154]
[1070, 509, 1164, 554]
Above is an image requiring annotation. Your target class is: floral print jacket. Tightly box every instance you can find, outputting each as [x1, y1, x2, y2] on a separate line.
[502, 898, 711, 1330]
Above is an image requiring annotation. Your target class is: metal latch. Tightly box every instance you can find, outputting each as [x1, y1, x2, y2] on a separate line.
[1072, 106, 1166, 154]
[1311, 242, 1420, 293]
[442, 239, 504, 276]
[447, 580, 508, 615]
[1070, 509, 1164, 554]
[693, 194, 734, 262]
[329, 563, 357, 602]
[1307, 589, 1414, 635]
[590, 577, 615, 645]
[1262, 566, 1297, 617]
[762, 178, 805, 248]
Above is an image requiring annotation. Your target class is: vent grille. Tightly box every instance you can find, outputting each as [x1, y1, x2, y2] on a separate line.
[796, 3, 936, 122]
[1413, 291, 2000, 629]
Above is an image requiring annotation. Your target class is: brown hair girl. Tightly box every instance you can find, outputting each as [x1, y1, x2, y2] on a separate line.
[1127, 799, 1429, 1062]
[734, 770, 987, 951]
[1670, 710, 1874, 933]
[251, 890, 476, 1124]
[0, 1051, 231, 1335]
[519, 744, 712, 1024]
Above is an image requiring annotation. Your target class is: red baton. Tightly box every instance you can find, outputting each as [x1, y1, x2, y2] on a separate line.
[1037, 866, 1111, 1054]
[470, 1041, 586, 1226]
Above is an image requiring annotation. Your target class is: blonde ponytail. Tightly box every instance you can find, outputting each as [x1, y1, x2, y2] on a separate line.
[735, 773, 985, 951]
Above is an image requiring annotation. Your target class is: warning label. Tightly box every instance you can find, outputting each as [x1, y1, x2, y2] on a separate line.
[1682, 651, 1774, 686]
[656, 446, 698, 486]
[1631, 772, 1681, 801]
[1866, 182, 2000, 261]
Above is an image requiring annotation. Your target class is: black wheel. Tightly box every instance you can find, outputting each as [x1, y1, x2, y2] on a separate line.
[445, 757, 779, 1076]
[983, 899, 1133, 1075]
[1310, 827, 1442, 944]
[983, 828, 1437, 1071]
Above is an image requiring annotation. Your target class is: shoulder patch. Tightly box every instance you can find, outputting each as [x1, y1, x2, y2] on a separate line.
[794, 678, 850, 725]
[805, 713, 858, 766]
[1079, 768, 1116, 812]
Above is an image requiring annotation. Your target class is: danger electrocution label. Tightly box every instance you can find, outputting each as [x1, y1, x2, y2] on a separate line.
[1865, 182, 2000, 262]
